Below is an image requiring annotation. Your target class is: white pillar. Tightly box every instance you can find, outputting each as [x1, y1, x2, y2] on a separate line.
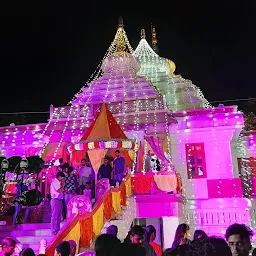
[162, 217, 179, 250]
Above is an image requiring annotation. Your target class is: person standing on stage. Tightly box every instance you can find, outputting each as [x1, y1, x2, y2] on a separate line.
[50, 171, 66, 235]
[78, 159, 92, 194]
[113, 150, 125, 187]
[64, 167, 78, 206]
[98, 158, 112, 183]
[145, 150, 152, 172]
[57, 158, 65, 172]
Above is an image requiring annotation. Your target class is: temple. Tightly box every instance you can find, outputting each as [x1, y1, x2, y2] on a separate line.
[0, 17, 256, 254]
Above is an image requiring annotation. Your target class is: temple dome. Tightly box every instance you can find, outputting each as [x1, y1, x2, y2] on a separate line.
[166, 59, 176, 75]
[138, 55, 171, 73]
[102, 52, 140, 73]
[133, 38, 171, 74]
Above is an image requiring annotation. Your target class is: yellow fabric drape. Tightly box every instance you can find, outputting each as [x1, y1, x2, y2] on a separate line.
[125, 176, 132, 197]
[93, 204, 104, 236]
[88, 149, 107, 174]
[128, 150, 135, 162]
[153, 173, 177, 192]
[112, 191, 121, 214]
[63, 222, 81, 255]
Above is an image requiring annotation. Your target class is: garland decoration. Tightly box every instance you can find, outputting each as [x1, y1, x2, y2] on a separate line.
[68, 139, 138, 154]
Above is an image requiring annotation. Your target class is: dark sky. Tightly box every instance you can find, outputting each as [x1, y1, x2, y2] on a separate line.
[1, 0, 256, 119]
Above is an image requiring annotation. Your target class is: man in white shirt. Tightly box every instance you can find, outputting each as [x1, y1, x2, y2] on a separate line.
[50, 171, 66, 235]
[78, 159, 92, 194]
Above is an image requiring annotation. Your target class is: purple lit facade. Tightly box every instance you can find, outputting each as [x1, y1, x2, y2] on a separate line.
[1, 19, 256, 251]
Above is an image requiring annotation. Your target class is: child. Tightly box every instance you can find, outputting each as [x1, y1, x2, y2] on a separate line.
[83, 181, 92, 201]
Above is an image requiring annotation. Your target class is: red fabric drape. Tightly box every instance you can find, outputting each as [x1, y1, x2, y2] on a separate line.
[79, 215, 93, 248]
[131, 173, 154, 194]
[103, 192, 112, 220]
[120, 182, 127, 206]
[70, 151, 86, 166]
[138, 142, 143, 172]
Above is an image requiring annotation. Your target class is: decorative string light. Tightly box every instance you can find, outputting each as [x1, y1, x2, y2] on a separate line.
[70, 20, 134, 105]
[163, 95, 172, 168]
[37, 19, 135, 165]
[237, 133, 252, 198]
[133, 37, 212, 111]
[175, 108, 247, 231]
[39, 110, 61, 159]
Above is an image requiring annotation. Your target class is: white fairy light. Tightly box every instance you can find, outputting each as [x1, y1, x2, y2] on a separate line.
[133, 36, 212, 112]
[40, 20, 134, 163]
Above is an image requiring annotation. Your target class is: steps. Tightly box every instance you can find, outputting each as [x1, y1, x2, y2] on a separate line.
[41, 200, 51, 223]
[103, 197, 136, 242]
[79, 197, 136, 254]
[0, 223, 54, 255]
[0, 200, 54, 255]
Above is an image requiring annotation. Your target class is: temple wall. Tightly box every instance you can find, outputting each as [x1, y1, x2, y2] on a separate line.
[0, 128, 46, 158]
[170, 126, 240, 199]
[186, 198, 252, 238]
[168, 111, 253, 238]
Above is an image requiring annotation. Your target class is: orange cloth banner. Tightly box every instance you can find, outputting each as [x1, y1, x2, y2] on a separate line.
[80, 215, 93, 248]
[88, 149, 107, 174]
[120, 182, 127, 206]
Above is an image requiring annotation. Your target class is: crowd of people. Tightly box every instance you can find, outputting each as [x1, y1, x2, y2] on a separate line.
[93, 222, 256, 256]
[0, 237, 77, 256]
[50, 150, 126, 235]
[0, 222, 255, 256]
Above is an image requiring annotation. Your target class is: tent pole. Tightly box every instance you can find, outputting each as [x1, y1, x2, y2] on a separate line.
[94, 173, 97, 201]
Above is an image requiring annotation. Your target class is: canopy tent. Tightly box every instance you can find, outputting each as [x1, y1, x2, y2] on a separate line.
[41, 142, 69, 162]
[67, 103, 138, 174]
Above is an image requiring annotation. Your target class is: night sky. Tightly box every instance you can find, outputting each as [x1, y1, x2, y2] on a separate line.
[1, 1, 256, 124]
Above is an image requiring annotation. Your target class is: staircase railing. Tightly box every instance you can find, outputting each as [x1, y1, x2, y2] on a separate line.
[45, 175, 132, 256]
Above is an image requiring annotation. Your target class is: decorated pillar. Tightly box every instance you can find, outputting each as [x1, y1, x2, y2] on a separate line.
[169, 107, 251, 237]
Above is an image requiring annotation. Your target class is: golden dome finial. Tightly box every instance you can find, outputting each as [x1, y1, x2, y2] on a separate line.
[166, 59, 176, 75]
[151, 24, 158, 54]
[118, 16, 124, 29]
[116, 16, 125, 52]
[141, 29, 146, 39]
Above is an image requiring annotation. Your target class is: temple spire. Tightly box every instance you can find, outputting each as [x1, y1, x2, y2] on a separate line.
[151, 24, 159, 54]
[118, 16, 124, 28]
[141, 29, 146, 39]
[116, 16, 126, 52]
